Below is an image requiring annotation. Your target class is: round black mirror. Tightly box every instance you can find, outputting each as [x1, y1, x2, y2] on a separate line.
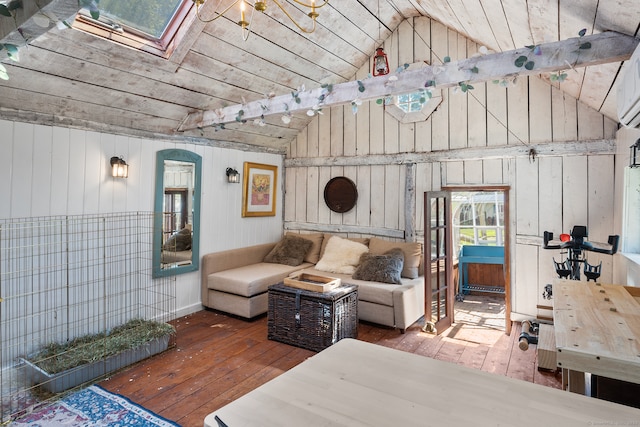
[324, 176, 358, 213]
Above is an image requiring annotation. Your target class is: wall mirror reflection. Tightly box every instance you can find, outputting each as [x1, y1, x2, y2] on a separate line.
[153, 149, 201, 277]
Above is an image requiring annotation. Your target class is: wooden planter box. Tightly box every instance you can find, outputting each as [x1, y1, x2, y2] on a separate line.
[20, 334, 170, 393]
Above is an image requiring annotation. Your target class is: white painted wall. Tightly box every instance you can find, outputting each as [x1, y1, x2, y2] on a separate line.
[284, 17, 621, 320]
[0, 119, 284, 317]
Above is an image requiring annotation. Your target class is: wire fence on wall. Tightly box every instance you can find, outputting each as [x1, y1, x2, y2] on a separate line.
[0, 212, 177, 423]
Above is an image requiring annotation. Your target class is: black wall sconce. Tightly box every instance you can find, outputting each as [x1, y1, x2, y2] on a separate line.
[110, 156, 129, 178]
[631, 139, 640, 168]
[226, 167, 240, 183]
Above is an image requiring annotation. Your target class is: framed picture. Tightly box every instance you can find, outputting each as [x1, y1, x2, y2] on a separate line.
[242, 162, 278, 217]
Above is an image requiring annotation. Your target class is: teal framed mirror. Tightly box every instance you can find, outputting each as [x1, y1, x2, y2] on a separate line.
[152, 149, 202, 278]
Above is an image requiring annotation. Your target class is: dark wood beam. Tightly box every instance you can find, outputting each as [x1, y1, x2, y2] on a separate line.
[178, 31, 638, 130]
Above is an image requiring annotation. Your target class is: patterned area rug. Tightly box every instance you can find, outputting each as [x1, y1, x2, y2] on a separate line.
[10, 385, 179, 427]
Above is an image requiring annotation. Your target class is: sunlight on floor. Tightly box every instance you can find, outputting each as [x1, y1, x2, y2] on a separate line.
[447, 294, 506, 345]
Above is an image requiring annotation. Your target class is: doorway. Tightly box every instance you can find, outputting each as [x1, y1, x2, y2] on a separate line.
[444, 187, 511, 335]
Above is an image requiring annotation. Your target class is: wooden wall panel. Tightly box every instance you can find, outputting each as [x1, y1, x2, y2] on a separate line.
[0, 119, 284, 317]
[507, 78, 530, 145]
[483, 159, 504, 184]
[551, 85, 578, 141]
[578, 101, 605, 140]
[317, 167, 332, 225]
[370, 165, 385, 228]
[562, 156, 589, 229]
[538, 157, 563, 234]
[587, 155, 615, 283]
[0, 121, 13, 219]
[343, 166, 358, 226]
[430, 23, 450, 152]
[282, 18, 622, 319]
[330, 107, 344, 157]
[31, 125, 54, 218]
[468, 83, 488, 148]
[295, 167, 308, 222]
[464, 160, 483, 184]
[12, 122, 34, 218]
[486, 82, 508, 146]
[306, 167, 320, 224]
[50, 127, 70, 217]
[515, 156, 539, 236]
[284, 167, 296, 222]
[307, 116, 319, 158]
[514, 243, 539, 316]
[529, 78, 553, 143]
[356, 165, 371, 227]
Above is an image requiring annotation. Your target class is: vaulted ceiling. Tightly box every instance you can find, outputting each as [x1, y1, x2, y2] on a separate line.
[1, 0, 639, 153]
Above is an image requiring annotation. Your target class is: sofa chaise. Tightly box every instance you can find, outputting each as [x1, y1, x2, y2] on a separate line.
[201, 233, 425, 332]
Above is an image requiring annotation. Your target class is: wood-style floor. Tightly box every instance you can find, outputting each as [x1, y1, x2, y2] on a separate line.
[99, 307, 561, 427]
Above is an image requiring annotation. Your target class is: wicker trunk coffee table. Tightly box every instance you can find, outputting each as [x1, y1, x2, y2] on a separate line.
[267, 283, 358, 352]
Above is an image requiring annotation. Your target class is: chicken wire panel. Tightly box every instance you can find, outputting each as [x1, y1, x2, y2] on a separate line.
[0, 212, 175, 423]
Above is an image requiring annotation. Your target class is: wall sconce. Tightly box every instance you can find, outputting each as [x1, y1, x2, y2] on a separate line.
[631, 139, 640, 168]
[110, 156, 129, 178]
[372, 47, 389, 76]
[226, 167, 240, 183]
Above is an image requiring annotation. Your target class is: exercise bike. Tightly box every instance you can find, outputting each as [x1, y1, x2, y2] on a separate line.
[543, 225, 619, 282]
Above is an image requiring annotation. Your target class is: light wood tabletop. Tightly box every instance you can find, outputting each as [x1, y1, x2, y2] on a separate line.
[553, 279, 640, 385]
[205, 338, 640, 426]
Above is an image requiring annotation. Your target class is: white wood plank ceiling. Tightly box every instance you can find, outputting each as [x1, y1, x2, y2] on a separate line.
[0, 0, 638, 152]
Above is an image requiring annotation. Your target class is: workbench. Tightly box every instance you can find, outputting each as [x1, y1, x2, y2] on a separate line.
[553, 279, 640, 397]
[205, 338, 640, 426]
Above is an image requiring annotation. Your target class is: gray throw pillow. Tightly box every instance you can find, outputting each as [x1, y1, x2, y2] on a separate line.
[264, 234, 313, 266]
[353, 248, 404, 284]
[162, 228, 192, 252]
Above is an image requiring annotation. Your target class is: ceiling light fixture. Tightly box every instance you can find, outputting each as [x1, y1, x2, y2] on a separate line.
[191, 0, 328, 41]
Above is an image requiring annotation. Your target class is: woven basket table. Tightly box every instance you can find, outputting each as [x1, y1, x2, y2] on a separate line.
[267, 283, 358, 352]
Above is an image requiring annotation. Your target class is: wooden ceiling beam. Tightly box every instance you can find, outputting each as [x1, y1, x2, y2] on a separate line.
[178, 31, 638, 131]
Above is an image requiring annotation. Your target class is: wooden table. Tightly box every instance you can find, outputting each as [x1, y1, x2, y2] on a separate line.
[204, 338, 640, 426]
[553, 279, 640, 393]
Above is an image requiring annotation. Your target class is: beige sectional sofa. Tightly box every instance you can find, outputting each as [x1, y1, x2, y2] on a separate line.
[201, 233, 425, 333]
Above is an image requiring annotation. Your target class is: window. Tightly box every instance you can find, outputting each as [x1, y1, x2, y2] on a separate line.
[73, 0, 193, 58]
[452, 191, 505, 258]
[623, 166, 640, 254]
[396, 91, 427, 113]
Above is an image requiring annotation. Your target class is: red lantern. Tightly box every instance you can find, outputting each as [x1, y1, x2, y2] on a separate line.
[372, 47, 389, 76]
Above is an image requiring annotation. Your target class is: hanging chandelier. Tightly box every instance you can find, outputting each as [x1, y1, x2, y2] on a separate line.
[191, 0, 329, 40]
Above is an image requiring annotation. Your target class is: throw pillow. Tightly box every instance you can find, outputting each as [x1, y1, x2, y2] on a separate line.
[353, 248, 404, 284]
[320, 233, 369, 259]
[315, 236, 369, 275]
[286, 232, 324, 264]
[264, 234, 313, 266]
[162, 228, 192, 252]
[368, 237, 422, 279]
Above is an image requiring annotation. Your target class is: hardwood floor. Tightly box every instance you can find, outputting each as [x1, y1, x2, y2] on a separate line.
[99, 309, 561, 427]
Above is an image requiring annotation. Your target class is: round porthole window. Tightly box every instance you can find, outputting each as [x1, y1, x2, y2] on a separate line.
[324, 176, 358, 213]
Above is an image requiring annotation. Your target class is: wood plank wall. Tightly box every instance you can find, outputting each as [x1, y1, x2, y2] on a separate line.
[284, 17, 619, 318]
[0, 119, 284, 316]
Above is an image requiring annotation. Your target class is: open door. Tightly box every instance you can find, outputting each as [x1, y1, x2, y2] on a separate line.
[423, 191, 454, 334]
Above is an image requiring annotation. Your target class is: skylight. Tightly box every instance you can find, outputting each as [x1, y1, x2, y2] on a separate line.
[74, 0, 193, 57]
[93, 0, 184, 40]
